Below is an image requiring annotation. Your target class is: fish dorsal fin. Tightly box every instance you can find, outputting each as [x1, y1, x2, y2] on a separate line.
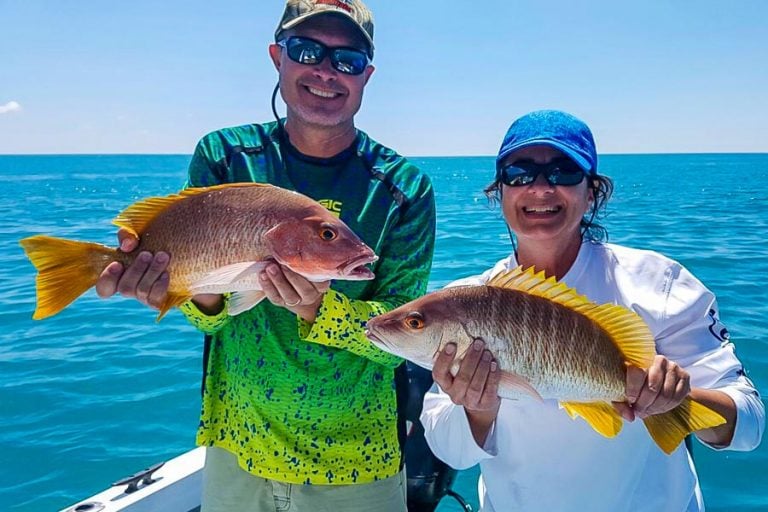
[112, 183, 275, 237]
[487, 266, 656, 368]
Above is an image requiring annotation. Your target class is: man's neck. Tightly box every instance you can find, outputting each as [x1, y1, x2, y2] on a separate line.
[283, 117, 357, 158]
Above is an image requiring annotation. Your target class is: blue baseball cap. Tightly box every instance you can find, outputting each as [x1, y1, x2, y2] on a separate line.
[496, 110, 598, 175]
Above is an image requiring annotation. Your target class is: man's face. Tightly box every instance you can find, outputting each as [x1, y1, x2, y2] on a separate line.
[269, 16, 374, 130]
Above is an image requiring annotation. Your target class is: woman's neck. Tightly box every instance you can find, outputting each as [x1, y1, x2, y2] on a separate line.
[515, 233, 583, 280]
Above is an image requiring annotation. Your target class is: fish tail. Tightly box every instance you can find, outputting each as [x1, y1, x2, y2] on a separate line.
[642, 397, 727, 454]
[19, 235, 116, 319]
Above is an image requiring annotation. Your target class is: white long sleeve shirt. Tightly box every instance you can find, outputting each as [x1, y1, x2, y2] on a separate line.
[420, 241, 764, 512]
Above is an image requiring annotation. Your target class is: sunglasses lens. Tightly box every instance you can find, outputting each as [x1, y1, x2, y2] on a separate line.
[286, 38, 325, 65]
[549, 169, 585, 185]
[331, 48, 368, 75]
[500, 166, 536, 187]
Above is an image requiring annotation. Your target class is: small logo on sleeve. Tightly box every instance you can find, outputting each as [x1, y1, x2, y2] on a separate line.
[708, 308, 730, 343]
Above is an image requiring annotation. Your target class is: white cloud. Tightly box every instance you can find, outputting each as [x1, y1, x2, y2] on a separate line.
[0, 101, 22, 114]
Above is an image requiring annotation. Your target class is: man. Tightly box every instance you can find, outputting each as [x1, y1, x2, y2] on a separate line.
[96, 1, 436, 510]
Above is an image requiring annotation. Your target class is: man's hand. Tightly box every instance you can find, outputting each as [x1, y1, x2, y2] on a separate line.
[259, 262, 330, 322]
[614, 355, 691, 421]
[94, 229, 171, 310]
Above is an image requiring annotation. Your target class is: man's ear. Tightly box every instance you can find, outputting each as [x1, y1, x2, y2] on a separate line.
[268, 44, 282, 71]
[363, 64, 375, 85]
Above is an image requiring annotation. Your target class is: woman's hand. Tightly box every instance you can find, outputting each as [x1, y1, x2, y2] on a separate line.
[432, 339, 501, 446]
[614, 355, 690, 421]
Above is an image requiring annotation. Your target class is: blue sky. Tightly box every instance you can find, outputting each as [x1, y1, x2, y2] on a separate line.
[1, 0, 766, 155]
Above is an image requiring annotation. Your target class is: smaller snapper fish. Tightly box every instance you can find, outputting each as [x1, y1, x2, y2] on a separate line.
[20, 183, 377, 320]
[366, 267, 726, 454]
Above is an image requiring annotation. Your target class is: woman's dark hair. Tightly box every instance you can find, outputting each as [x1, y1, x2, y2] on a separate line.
[483, 173, 614, 243]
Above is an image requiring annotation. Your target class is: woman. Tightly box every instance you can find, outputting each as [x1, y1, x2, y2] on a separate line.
[419, 110, 764, 511]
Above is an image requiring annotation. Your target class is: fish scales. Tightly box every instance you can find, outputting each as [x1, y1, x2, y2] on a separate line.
[126, 186, 297, 292]
[459, 286, 626, 401]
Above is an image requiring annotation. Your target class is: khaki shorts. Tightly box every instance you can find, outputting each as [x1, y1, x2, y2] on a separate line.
[202, 446, 407, 512]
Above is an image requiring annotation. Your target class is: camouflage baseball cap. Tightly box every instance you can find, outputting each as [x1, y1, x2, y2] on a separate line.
[275, 0, 375, 57]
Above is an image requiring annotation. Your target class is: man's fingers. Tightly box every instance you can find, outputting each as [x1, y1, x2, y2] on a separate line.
[117, 252, 153, 298]
[261, 264, 301, 306]
[146, 272, 171, 309]
[281, 266, 325, 305]
[95, 262, 125, 298]
[135, 252, 170, 304]
[117, 229, 139, 252]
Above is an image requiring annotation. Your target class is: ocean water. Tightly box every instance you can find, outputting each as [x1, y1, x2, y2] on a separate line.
[1, 153, 766, 511]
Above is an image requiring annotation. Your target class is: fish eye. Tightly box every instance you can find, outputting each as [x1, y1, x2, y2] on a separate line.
[404, 313, 424, 330]
[319, 226, 337, 241]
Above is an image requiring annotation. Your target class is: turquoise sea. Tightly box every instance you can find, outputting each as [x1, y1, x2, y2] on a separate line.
[1, 154, 766, 511]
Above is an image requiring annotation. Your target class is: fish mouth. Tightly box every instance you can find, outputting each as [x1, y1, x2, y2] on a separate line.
[364, 325, 390, 351]
[339, 252, 378, 280]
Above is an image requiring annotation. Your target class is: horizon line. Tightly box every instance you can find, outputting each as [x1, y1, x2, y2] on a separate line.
[1, 151, 767, 158]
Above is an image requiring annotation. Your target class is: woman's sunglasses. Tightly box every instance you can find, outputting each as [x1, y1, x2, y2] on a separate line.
[277, 36, 370, 76]
[499, 158, 588, 187]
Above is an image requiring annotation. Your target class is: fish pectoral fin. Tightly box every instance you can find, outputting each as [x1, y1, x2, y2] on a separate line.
[189, 262, 268, 292]
[228, 291, 267, 316]
[497, 372, 544, 402]
[642, 397, 726, 455]
[561, 401, 624, 438]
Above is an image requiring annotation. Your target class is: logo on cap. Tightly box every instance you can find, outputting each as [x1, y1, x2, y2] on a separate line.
[316, 0, 354, 14]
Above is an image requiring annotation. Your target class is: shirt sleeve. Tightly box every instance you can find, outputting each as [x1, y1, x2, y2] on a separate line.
[299, 171, 436, 369]
[420, 383, 498, 470]
[655, 264, 765, 452]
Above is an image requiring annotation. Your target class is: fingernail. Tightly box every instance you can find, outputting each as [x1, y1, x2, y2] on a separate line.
[260, 272, 268, 280]
[482, 350, 492, 362]
[156, 253, 168, 264]
[444, 344, 456, 355]
[139, 252, 152, 263]
[268, 265, 278, 275]
[473, 340, 484, 351]
[108, 265, 122, 275]
[490, 361, 498, 372]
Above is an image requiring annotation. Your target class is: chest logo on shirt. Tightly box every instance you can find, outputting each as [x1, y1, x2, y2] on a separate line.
[318, 199, 342, 217]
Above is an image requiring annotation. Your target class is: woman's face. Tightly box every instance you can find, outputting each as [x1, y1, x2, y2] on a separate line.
[499, 145, 594, 247]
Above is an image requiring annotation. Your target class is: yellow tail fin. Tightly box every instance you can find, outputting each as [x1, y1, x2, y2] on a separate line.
[643, 397, 727, 454]
[19, 235, 116, 319]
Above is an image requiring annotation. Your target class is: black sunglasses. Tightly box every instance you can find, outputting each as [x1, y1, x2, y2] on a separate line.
[277, 36, 370, 76]
[499, 158, 588, 187]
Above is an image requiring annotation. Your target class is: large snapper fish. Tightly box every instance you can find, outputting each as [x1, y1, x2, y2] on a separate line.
[365, 267, 725, 454]
[20, 183, 377, 320]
